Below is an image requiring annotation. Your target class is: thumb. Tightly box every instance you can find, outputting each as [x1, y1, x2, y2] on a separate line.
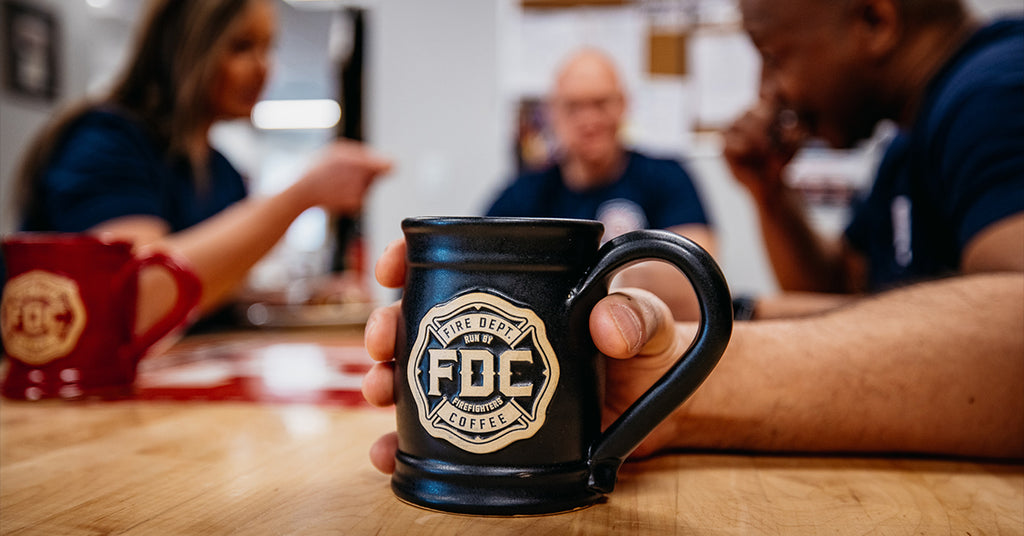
[590, 288, 677, 360]
[362, 150, 393, 174]
[334, 140, 393, 174]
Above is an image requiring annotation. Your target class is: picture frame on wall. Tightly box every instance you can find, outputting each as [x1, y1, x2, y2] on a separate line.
[514, 97, 557, 173]
[2, 0, 59, 102]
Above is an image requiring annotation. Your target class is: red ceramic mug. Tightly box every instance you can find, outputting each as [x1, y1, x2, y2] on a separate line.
[1, 234, 201, 400]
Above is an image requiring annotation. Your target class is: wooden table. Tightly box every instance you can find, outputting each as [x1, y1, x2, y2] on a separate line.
[2, 330, 1022, 535]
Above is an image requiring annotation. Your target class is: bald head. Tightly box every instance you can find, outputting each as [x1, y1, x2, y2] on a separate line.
[553, 49, 624, 99]
[548, 49, 627, 172]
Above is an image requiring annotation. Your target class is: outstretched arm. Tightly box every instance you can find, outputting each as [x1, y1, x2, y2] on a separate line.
[92, 140, 391, 331]
[652, 272, 1024, 459]
[746, 212, 1024, 319]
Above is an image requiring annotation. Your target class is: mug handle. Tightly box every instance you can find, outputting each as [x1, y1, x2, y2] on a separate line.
[568, 229, 733, 493]
[121, 252, 202, 362]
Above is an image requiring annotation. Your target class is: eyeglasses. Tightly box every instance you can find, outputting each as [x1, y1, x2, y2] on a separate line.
[552, 96, 621, 119]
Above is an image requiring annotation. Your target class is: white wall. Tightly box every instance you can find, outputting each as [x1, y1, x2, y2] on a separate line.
[967, 0, 1024, 16]
[0, 0, 105, 235]
[363, 0, 514, 302]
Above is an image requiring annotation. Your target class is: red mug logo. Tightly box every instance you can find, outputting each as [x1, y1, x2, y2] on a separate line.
[408, 292, 559, 454]
[1, 270, 88, 365]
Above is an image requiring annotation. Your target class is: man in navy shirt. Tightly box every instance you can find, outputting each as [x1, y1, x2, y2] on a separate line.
[488, 49, 714, 319]
[724, 4, 1023, 312]
[843, 18, 1024, 290]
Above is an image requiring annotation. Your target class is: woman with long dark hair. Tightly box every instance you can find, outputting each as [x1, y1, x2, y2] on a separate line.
[14, 0, 390, 330]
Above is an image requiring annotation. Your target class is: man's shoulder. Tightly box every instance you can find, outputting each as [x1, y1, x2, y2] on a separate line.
[508, 164, 563, 190]
[907, 17, 1024, 166]
[623, 150, 691, 185]
[955, 19, 1021, 80]
[628, 149, 683, 166]
[953, 18, 1023, 77]
[926, 18, 1024, 119]
[487, 165, 562, 216]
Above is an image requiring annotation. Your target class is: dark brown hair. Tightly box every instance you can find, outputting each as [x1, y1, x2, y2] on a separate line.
[15, 0, 255, 216]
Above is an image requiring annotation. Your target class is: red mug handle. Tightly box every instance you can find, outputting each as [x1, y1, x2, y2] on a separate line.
[122, 252, 202, 362]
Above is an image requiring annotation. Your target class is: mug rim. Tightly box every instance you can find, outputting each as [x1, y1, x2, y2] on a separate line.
[402, 216, 603, 230]
[2, 232, 132, 248]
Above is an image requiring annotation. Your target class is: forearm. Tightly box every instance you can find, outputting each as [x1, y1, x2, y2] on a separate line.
[756, 189, 848, 292]
[673, 272, 1024, 459]
[162, 182, 312, 312]
[750, 291, 855, 319]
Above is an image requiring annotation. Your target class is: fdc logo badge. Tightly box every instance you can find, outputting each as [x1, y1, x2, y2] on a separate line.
[408, 291, 559, 454]
[1, 270, 87, 365]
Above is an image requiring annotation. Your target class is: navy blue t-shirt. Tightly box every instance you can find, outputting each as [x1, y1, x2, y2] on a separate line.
[845, 18, 1024, 290]
[487, 150, 710, 240]
[22, 108, 247, 233]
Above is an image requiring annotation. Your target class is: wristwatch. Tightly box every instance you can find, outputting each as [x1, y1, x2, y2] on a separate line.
[731, 296, 758, 321]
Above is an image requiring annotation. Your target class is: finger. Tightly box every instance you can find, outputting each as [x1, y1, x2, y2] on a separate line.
[361, 361, 395, 407]
[589, 288, 677, 360]
[770, 109, 808, 154]
[750, 98, 778, 123]
[358, 152, 394, 175]
[339, 139, 394, 174]
[369, 431, 399, 474]
[364, 301, 401, 362]
[723, 111, 773, 161]
[738, 110, 774, 151]
[368, 153, 394, 174]
[722, 124, 755, 162]
[374, 239, 407, 288]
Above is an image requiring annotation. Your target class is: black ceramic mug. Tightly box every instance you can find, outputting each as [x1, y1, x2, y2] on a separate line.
[393, 217, 732, 515]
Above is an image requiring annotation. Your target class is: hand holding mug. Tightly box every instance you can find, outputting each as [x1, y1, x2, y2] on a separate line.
[363, 264, 694, 467]
[362, 217, 732, 515]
